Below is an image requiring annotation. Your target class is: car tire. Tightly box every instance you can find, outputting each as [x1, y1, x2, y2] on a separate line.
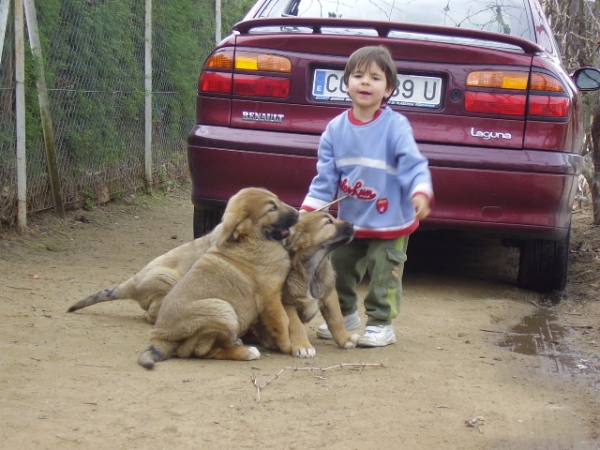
[517, 229, 570, 292]
[193, 206, 223, 239]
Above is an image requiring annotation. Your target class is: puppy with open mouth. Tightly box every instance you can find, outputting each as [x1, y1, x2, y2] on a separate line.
[251, 210, 360, 358]
[138, 187, 298, 368]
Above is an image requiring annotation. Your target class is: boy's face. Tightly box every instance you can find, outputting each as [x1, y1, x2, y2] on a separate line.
[346, 61, 394, 112]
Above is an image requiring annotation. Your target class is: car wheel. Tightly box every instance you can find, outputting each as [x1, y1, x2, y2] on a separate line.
[517, 229, 570, 292]
[193, 206, 223, 239]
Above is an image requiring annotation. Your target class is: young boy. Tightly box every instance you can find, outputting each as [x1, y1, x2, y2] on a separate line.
[300, 45, 433, 347]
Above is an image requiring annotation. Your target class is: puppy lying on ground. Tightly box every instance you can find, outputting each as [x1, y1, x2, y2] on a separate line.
[138, 187, 298, 369]
[251, 211, 359, 358]
[66, 226, 221, 324]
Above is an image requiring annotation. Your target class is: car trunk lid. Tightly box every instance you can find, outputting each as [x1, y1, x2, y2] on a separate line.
[197, 18, 573, 153]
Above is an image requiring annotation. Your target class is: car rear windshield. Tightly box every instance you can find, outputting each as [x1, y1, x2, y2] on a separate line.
[254, 0, 534, 42]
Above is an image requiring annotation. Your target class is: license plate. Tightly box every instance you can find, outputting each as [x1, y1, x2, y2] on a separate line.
[312, 69, 442, 108]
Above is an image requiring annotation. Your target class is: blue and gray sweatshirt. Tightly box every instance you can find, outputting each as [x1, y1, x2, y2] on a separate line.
[301, 106, 434, 239]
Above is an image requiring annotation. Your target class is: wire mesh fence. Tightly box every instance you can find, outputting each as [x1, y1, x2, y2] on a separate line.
[0, 0, 252, 227]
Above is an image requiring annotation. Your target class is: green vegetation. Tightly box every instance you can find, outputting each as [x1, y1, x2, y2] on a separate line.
[0, 0, 255, 222]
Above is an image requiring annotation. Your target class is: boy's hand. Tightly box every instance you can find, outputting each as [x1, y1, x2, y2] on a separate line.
[412, 194, 431, 220]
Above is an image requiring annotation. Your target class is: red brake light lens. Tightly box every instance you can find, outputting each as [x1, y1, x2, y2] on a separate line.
[465, 92, 526, 116]
[199, 72, 232, 94]
[528, 96, 570, 117]
[233, 74, 290, 98]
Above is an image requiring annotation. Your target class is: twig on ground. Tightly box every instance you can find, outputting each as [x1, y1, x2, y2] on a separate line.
[286, 362, 384, 372]
[251, 368, 285, 403]
[479, 329, 510, 334]
[479, 329, 527, 336]
[56, 435, 79, 442]
[523, 298, 539, 307]
[75, 362, 115, 368]
[251, 362, 384, 402]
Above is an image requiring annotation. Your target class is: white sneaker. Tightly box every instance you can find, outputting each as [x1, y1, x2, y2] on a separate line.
[316, 311, 361, 339]
[357, 325, 396, 347]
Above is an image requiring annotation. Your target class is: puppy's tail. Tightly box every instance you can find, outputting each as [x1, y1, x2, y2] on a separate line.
[138, 345, 166, 370]
[67, 285, 128, 313]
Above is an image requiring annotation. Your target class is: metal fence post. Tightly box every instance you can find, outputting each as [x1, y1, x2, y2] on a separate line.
[0, 0, 10, 67]
[215, 0, 221, 43]
[144, 0, 152, 188]
[15, 0, 26, 230]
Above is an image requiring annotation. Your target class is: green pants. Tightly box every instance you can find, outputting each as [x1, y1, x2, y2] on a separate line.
[330, 236, 408, 326]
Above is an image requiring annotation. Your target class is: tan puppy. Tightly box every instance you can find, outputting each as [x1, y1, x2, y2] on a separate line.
[67, 226, 221, 324]
[138, 187, 298, 369]
[252, 211, 359, 358]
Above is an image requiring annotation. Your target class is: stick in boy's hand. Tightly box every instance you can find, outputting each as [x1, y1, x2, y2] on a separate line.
[315, 194, 350, 212]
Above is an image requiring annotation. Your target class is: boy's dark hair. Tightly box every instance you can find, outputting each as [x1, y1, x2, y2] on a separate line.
[342, 45, 397, 94]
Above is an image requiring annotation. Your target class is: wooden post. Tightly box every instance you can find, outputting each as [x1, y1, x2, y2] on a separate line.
[15, 0, 26, 230]
[23, 0, 64, 217]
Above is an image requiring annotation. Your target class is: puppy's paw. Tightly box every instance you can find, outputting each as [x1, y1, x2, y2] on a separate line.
[247, 346, 261, 360]
[342, 333, 360, 349]
[293, 346, 316, 358]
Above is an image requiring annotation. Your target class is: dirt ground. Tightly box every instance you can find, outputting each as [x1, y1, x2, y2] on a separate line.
[1, 184, 599, 450]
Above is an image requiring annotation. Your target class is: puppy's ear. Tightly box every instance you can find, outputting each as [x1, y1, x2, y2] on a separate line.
[218, 209, 248, 247]
[284, 222, 311, 252]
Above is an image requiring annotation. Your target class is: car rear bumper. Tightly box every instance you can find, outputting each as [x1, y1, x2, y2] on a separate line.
[188, 125, 581, 241]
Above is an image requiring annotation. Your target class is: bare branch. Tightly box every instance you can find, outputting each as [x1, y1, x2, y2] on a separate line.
[250, 362, 385, 402]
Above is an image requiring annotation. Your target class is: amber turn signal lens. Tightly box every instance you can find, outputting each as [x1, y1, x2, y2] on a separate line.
[467, 71, 529, 90]
[530, 73, 565, 92]
[235, 52, 291, 72]
[204, 49, 234, 69]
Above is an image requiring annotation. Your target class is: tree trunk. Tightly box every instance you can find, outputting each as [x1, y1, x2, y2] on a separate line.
[589, 108, 600, 224]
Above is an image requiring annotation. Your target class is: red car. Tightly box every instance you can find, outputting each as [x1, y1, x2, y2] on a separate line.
[187, 0, 600, 292]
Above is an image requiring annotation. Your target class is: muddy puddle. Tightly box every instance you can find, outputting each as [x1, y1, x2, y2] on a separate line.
[497, 307, 598, 382]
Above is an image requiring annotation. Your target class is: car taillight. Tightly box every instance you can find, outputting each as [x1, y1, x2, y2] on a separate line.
[199, 72, 232, 94]
[528, 73, 570, 118]
[205, 50, 234, 69]
[465, 70, 570, 119]
[527, 96, 570, 118]
[467, 71, 529, 90]
[233, 74, 290, 98]
[199, 49, 291, 99]
[234, 52, 291, 72]
[465, 92, 525, 115]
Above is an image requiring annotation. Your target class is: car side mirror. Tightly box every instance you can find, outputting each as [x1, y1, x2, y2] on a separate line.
[572, 67, 600, 92]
